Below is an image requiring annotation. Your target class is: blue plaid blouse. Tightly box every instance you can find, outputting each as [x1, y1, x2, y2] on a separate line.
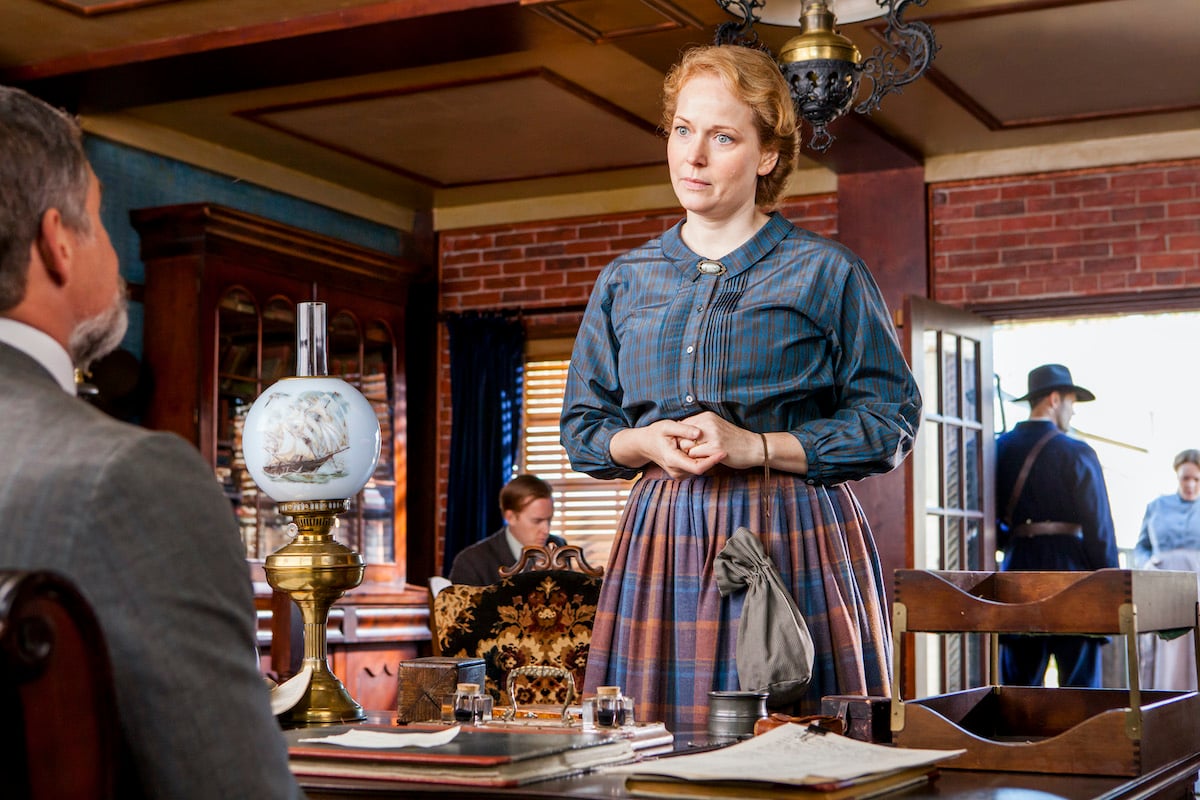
[561, 212, 921, 485]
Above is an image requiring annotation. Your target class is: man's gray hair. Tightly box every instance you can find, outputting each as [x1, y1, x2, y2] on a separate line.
[0, 86, 91, 311]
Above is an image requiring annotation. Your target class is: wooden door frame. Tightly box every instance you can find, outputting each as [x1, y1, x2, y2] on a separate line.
[902, 295, 995, 700]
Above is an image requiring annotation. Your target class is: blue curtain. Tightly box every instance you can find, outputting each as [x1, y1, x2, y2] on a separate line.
[444, 313, 526, 576]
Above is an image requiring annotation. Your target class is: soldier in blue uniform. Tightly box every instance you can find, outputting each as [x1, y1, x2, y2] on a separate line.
[996, 363, 1119, 687]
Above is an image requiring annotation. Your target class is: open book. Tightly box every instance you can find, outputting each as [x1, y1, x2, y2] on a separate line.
[284, 724, 634, 787]
[605, 723, 964, 799]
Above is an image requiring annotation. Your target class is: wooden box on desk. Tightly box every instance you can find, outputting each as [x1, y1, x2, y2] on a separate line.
[820, 695, 891, 743]
[890, 568, 1200, 777]
[396, 656, 485, 723]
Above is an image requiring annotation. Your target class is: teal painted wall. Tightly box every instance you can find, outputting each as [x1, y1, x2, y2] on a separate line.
[86, 135, 406, 358]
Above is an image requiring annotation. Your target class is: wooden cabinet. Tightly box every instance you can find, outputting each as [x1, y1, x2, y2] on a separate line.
[134, 203, 431, 709]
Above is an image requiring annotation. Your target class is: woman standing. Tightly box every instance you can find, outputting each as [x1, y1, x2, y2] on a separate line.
[1134, 449, 1200, 690]
[560, 45, 921, 732]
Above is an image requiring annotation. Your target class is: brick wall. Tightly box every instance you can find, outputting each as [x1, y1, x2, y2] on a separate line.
[931, 159, 1200, 306]
[432, 195, 837, 570]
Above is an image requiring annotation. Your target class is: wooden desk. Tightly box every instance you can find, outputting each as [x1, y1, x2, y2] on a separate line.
[294, 717, 1200, 800]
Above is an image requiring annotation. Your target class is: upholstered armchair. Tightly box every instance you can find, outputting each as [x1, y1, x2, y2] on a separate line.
[430, 543, 603, 709]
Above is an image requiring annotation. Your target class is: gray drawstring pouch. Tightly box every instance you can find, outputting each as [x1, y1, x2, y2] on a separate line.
[714, 526, 815, 707]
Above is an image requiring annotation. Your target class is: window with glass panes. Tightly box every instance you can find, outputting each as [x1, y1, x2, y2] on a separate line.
[518, 345, 634, 569]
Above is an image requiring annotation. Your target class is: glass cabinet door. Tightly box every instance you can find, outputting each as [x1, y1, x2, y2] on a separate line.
[326, 309, 398, 565]
[216, 287, 258, 511]
[362, 320, 396, 564]
[217, 290, 296, 560]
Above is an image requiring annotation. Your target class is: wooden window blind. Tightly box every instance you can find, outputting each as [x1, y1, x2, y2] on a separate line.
[519, 357, 633, 569]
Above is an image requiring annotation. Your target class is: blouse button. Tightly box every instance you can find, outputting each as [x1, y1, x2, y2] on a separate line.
[686, 345, 694, 354]
[685, 394, 694, 404]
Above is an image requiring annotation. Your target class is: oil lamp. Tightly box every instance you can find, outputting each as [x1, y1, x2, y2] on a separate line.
[715, 0, 938, 151]
[242, 301, 381, 724]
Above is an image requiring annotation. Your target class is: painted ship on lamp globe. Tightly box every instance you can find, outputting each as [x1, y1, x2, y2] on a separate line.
[257, 388, 353, 484]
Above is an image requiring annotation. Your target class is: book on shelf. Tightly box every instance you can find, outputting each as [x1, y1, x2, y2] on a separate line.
[283, 723, 634, 787]
[606, 723, 963, 800]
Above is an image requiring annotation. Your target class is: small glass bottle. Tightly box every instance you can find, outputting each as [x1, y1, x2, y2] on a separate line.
[619, 694, 635, 728]
[453, 682, 480, 724]
[595, 685, 622, 729]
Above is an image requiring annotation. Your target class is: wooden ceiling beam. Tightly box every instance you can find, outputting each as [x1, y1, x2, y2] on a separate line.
[8, 4, 531, 114]
[3, 0, 514, 82]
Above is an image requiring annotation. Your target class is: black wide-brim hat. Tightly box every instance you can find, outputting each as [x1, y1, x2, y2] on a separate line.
[1014, 363, 1095, 403]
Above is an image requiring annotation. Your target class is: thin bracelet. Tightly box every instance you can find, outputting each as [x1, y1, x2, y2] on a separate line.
[760, 432, 771, 526]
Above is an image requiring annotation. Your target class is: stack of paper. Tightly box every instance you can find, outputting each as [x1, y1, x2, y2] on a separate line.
[605, 723, 964, 799]
[284, 724, 634, 787]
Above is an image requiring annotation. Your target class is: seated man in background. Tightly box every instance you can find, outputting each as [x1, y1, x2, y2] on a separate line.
[0, 86, 301, 799]
[448, 474, 564, 584]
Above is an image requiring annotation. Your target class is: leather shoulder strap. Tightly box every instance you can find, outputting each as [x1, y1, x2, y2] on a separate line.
[1002, 428, 1059, 527]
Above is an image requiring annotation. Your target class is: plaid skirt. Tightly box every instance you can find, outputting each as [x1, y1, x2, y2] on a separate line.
[583, 467, 891, 734]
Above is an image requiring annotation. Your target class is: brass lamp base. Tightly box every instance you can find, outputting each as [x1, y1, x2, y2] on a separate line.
[265, 499, 366, 725]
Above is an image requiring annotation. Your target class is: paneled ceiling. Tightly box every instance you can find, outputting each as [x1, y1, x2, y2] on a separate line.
[3, 0, 1198, 228]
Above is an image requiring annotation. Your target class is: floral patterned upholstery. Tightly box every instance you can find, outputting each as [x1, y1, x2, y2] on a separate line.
[431, 570, 601, 707]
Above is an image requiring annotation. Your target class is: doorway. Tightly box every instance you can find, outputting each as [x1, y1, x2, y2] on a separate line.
[994, 310, 1200, 557]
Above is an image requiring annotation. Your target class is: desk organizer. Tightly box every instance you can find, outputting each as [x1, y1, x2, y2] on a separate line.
[890, 569, 1200, 776]
[396, 656, 486, 723]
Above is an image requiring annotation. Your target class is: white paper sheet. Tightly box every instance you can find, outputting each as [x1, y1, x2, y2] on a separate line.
[268, 665, 313, 716]
[298, 725, 463, 750]
[605, 724, 963, 786]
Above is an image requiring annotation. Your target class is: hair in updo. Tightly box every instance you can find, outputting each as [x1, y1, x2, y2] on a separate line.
[1174, 449, 1200, 471]
[661, 45, 799, 210]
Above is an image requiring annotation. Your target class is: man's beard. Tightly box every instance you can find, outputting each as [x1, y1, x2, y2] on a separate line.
[69, 281, 129, 370]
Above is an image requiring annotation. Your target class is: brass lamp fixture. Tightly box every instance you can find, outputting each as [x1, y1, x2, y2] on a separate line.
[242, 302, 382, 725]
[715, 0, 938, 151]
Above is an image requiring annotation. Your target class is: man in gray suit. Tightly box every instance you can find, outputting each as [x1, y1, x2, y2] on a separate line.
[0, 87, 301, 798]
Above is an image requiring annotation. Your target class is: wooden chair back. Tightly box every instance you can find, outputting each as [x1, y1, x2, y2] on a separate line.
[499, 542, 603, 578]
[429, 544, 604, 706]
[427, 576, 452, 657]
[0, 570, 127, 800]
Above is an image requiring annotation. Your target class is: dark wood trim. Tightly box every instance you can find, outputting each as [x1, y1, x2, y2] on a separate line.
[36, 0, 177, 18]
[404, 280, 439, 586]
[878, 0, 1200, 132]
[6, 0, 512, 81]
[522, 0, 702, 44]
[898, 0, 1125, 26]
[965, 288, 1200, 321]
[131, 203, 421, 285]
[924, 68, 1200, 132]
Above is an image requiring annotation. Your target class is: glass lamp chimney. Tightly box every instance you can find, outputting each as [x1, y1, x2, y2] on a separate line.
[296, 301, 328, 377]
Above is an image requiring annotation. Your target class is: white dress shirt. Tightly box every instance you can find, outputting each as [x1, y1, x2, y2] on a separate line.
[0, 318, 76, 394]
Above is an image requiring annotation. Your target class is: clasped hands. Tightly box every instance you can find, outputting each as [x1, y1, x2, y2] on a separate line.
[620, 411, 761, 479]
